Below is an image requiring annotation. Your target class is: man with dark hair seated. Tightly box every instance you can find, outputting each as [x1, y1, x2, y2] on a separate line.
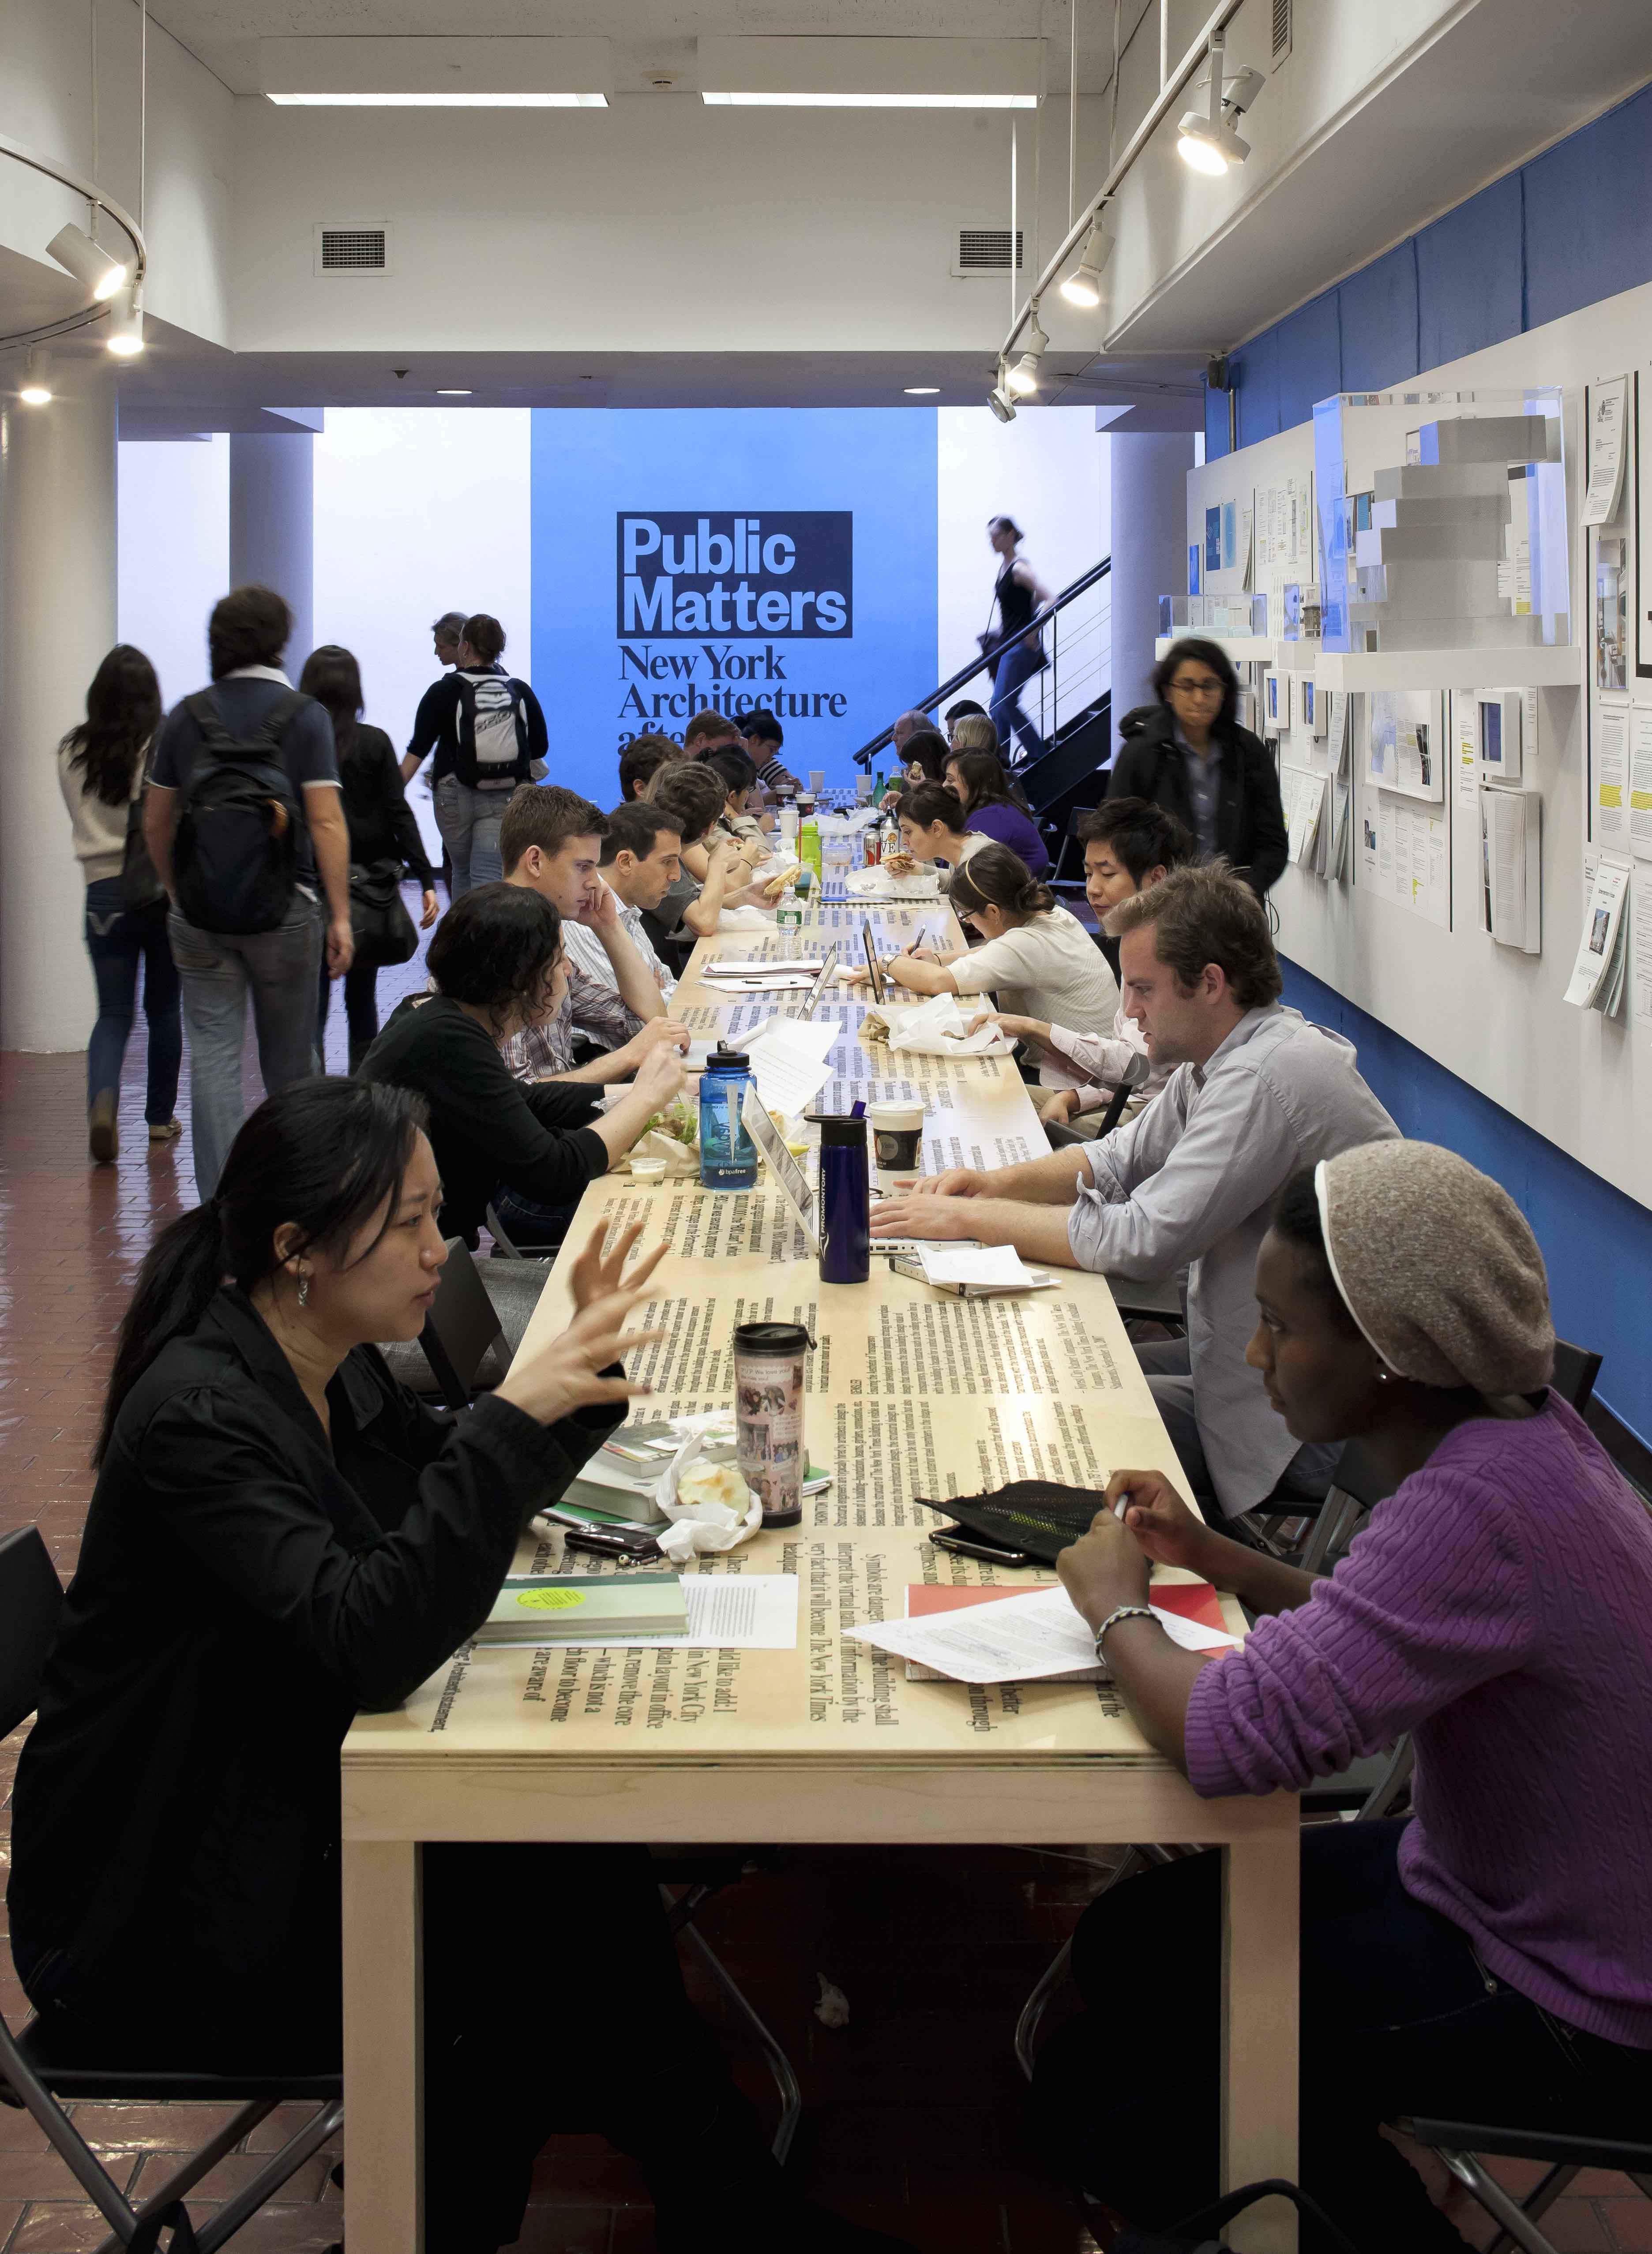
[559, 802, 683, 1033]
[736, 706, 800, 791]
[618, 732, 681, 802]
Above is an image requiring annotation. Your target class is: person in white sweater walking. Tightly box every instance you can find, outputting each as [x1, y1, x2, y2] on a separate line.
[56, 646, 181, 1163]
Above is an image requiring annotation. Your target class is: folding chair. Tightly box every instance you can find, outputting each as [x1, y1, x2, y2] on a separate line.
[416, 1238, 514, 1410]
[1395, 2118, 1652, 2254]
[0, 1526, 343, 2253]
[653, 1852, 803, 2162]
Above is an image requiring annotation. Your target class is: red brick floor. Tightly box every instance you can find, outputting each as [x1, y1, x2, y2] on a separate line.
[0, 954, 1645, 2253]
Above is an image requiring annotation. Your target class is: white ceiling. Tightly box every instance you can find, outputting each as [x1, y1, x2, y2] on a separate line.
[146, 0, 1126, 99]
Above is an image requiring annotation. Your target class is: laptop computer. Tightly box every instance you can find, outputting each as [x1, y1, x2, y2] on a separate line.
[785, 945, 839, 1021]
[740, 1088, 976, 1261]
[861, 922, 886, 1005]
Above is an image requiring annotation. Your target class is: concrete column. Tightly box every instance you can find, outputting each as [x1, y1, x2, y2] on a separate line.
[229, 432, 314, 668]
[0, 356, 116, 1050]
[1108, 431, 1197, 741]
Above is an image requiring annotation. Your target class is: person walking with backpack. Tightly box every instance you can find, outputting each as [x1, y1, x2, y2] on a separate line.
[56, 644, 183, 1163]
[143, 585, 354, 1199]
[399, 613, 548, 894]
[300, 645, 439, 1071]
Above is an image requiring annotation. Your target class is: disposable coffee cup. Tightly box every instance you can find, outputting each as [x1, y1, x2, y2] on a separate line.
[867, 1100, 925, 1192]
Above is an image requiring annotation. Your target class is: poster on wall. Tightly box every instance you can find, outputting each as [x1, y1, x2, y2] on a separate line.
[1367, 690, 1443, 801]
[1636, 373, 1652, 680]
[1596, 535, 1629, 690]
[1581, 377, 1629, 527]
[1632, 709, 1652, 860]
[1594, 704, 1629, 848]
[529, 409, 937, 801]
[1357, 783, 1449, 928]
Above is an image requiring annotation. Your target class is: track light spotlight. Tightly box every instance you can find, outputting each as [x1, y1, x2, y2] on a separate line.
[105, 288, 146, 357]
[1005, 318, 1048, 398]
[1177, 59, 1263, 175]
[46, 222, 128, 301]
[988, 376, 1017, 424]
[19, 347, 53, 405]
[1060, 216, 1115, 309]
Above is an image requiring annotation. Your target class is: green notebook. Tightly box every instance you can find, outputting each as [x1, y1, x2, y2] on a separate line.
[477, 1573, 687, 1645]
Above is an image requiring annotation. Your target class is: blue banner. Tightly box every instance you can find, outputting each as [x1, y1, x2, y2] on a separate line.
[530, 408, 937, 806]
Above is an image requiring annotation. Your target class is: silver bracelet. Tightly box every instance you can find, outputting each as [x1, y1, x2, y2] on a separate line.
[1093, 1604, 1156, 1660]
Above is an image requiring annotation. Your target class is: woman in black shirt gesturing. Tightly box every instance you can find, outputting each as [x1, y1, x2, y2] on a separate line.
[7, 1076, 910, 2254]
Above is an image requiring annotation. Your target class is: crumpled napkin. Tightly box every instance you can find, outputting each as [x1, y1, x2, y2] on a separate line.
[844, 867, 941, 901]
[882, 991, 1013, 1058]
[716, 905, 773, 931]
[653, 1430, 763, 1563]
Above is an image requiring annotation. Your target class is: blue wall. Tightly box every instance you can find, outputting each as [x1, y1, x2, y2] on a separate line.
[1281, 961, 1652, 1450]
[529, 408, 938, 806]
[1205, 82, 1652, 459]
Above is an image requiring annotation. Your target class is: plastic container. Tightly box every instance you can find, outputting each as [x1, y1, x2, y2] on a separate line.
[698, 1044, 758, 1191]
[820, 820, 853, 889]
[818, 1115, 871, 1285]
[777, 799, 800, 845]
[732, 1320, 812, 1528]
[798, 815, 822, 890]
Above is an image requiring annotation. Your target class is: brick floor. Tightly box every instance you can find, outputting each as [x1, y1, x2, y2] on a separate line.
[0, 944, 1644, 2253]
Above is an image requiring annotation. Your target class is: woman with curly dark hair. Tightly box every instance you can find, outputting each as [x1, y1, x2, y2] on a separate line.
[56, 643, 181, 1161]
[357, 882, 683, 1245]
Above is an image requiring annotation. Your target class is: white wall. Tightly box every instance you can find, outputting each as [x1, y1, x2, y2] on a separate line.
[936, 407, 1111, 732]
[116, 435, 229, 706]
[312, 408, 532, 853]
[1183, 274, 1652, 1215]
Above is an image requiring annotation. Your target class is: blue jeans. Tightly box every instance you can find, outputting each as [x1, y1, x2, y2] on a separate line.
[434, 776, 509, 894]
[83, 878, 182, 1124]
[990, 639, 1047, 762]
[168, 898, 323, 1199]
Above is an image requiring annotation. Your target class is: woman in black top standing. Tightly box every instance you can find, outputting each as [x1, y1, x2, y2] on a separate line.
[1108, 636, 1288, 898]
[985, 515, 1052, 765]
[7, 1076, 910, 2254]
[300, 645, 438, 1069]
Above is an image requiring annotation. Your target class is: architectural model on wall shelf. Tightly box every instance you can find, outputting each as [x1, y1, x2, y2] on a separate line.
[1312, 390, 1570, 656]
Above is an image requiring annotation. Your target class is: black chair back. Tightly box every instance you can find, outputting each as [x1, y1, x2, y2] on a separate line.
[1551, 1339, 1603, 1415]
[420, 1242, 507, 1411]
[0, 1526, 63, 1742]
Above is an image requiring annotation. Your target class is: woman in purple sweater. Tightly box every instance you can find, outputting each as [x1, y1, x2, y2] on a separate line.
[1038, 1140, 1652, 2250]
[944, 749, 1050, 881]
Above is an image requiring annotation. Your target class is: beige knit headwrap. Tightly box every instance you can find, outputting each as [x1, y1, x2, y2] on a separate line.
[1314, 1141, 1555, 1394]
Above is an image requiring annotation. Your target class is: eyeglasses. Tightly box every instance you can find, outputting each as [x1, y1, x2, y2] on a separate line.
[1169, 675, 1224, 698]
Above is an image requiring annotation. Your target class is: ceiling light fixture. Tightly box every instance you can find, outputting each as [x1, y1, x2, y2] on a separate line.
[988, 376, 1017, 424]
[1059, 214, 1115, 308]
[904, 386, 940, 395]
[1176, 39, 1264, 176]
[1004, 315, 1047, 398]
[702, 90, 1036, 109]
[45, 221, 128, 300]
[19, 347, 53, 405]
[267, 90, 607, 107]
[105, 286, 145, 357]
[436, 388, 473, 394]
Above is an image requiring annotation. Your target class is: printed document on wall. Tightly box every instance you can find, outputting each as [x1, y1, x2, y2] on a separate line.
[1479, 787, 1542, 953]
[1595, 705, 1629, 848]
[1357, 786, 1449, 928]
[1630, 709, 1652, 859]
[1581, 377, 1629, 526]
[1453, 693, 1480, 808]
[1633, 866, 1652, 1028]
[1563, 857, 1630, 1011]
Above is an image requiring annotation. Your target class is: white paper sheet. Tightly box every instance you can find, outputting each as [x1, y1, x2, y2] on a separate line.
[555, 1574, 800, 1650]
[1630, 709, 1652, 860]
[916, 1244, 1056, 1294]
[1595, 705, 1629, 848]
[1563, 857, 1631, 1009]
[1633, 866, 1652, 1029]
[746, 1017, 837, 1114]
[1581, 376, 1629, 526]
[843, 1583, 1237, 1685]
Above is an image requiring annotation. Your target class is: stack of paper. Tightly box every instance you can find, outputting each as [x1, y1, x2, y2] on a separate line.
[1282, 768, 1326, 867]
[844, 1581, 1239, 1685]
[1565, 856, 1631, 1014]
[477, 1573, 687, 1646]
[1479, 786, 1542, 952]
[745, 1016, 836, 1114]
[914, 1244, 1056, 1297]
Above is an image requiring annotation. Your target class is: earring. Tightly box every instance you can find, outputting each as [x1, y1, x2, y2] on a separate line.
[298, 1271, 309, 1309]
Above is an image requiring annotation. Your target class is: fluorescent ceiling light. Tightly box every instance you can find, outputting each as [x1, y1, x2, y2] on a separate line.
[703, 90, 1034, 108]
[436, 388, 473, 395]
[904, 386, 940, 395]
[46, 223, 128, 301]
[267, 91, 606, 106]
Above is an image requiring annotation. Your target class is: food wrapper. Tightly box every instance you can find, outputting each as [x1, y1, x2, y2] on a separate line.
[883, 992, 1013, 1058]
[654, 1430, 763, 1562]
[619, 1125, 699, 1178]
[716, 905, 773, 932]
[845, 866, 941, 901]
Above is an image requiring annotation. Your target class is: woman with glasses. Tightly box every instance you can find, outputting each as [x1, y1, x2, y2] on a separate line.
[1108, 636, 1287, 897]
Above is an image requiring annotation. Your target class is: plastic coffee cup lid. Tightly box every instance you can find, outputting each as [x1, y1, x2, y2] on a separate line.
[867, 1100, 924, 1129]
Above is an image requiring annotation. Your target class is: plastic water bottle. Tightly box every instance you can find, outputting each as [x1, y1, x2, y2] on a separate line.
[698, 1045, 758, 1192]
[775, 876, 803, 958]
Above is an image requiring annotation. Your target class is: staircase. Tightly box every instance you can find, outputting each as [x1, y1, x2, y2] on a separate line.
[851, 555, 1115, 875]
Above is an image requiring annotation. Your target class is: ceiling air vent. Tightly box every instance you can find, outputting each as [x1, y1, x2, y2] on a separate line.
[951, 227, 1023, 279]
[1271, 0, 1292, 70]
[313, 224, 392, 276]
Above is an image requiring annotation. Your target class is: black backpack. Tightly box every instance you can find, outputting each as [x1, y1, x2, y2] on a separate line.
[173, 689, 307, 934]
[451, 670, 530, 792]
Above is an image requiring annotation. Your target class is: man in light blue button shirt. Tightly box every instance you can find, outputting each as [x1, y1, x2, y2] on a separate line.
[871, 866, 1399, 1519]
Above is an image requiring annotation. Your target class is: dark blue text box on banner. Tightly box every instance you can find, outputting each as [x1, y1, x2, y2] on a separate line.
[531, 408, 937, 804]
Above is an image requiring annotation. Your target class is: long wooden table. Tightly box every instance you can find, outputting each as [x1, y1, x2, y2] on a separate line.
[340, 896, 1300, 2252]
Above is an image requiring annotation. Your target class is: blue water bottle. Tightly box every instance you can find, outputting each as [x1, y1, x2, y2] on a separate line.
[698, 1044, 758, 1192]
[818, 1115, 871, 1284]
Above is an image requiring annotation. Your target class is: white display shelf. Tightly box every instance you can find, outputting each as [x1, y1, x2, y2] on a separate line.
[1309, 645, 1584, 692]
[1154, 634, 1278, 663]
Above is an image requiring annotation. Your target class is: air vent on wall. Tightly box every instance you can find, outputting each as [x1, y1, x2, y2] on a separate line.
[313, 223, 393, 276]
[1271, 0, 1292, 69]
[951, 227, 1023, 279]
